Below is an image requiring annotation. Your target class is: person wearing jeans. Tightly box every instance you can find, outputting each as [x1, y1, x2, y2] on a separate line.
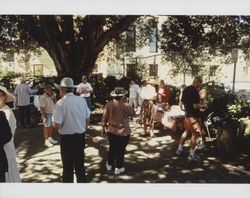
[102, 87, 134, 175]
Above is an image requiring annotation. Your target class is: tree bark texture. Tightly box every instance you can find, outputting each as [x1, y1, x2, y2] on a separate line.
[21, 15, 139, 83]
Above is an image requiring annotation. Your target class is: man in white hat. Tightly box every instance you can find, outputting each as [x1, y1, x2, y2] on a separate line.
[52, 77, 91, 183]
[14, 77, 32, 128]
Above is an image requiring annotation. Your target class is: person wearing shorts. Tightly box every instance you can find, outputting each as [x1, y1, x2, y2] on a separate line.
[176, 77, 206, 161]
[40, 85, 57, 147]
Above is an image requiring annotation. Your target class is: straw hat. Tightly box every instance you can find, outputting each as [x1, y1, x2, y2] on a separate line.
[0, 85, 15, 102]
[54, 77, 77, 89]
[110, 87, 128, 97]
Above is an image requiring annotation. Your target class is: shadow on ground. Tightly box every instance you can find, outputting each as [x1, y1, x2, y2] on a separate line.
[14, 114, 250, 183]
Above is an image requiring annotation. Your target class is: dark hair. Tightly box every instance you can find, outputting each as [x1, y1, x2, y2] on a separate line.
[61, 87, 74, 93]
[193, 76, 202, 84]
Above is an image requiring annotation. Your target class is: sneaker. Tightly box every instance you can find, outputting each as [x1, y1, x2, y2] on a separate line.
[44, 139, 53, 147]
[176, 149, 184, 155]
[197, 143, 206, 150]
[114, 167, 125, 175]
[49, 137, 58, 144]
[188, 154, 201, 161]
[106, 163, 112, 171]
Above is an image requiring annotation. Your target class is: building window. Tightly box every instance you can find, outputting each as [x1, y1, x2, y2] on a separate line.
[209, 65, 217, 76]
[149, 64, 158, 77]
[243, 66, 249, 76]
[126, 26, 136, 52]
[126, 64, 136, 76]
[33, 64, 44, 76]
[149, 27, 158, 53]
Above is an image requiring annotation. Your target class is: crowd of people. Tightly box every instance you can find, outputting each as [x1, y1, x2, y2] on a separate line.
[0, 75, 208, 183]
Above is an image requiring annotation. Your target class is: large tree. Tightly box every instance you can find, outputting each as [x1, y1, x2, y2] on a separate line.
[0, 15, 139, 82]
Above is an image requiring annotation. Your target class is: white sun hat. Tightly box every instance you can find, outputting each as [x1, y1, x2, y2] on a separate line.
[0, 85, 15, 102]
[54, 77, 77, 89]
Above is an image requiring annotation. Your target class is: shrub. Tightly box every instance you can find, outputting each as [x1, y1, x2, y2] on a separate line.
[0, 71, 22, 91]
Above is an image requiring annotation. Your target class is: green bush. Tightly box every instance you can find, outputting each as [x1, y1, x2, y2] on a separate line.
[0, 71, 22, 91]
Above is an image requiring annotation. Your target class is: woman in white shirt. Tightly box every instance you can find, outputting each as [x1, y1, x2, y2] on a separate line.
[0, 85, 21, 182]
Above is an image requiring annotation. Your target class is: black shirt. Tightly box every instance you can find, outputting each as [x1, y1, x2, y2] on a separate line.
[181, 85, 200, 118]
[0, 111, 12, 175]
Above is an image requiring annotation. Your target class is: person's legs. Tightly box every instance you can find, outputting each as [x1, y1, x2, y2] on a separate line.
[133, 98, 138, 110]
[24, 105, 31, 127]
[116, 135, 130, 168]
[60, 135, 74, 182]
[43, 114, 54, 147]
[107, 133, 118, 167]
[84, 97, 92, 111]
[18, 106, 25, 127]
[188, 118, 202, 161]
[74, 134, 86, 183]
[129, 98, 133, 107]
[0, 173, 5, 182]
[176, 130, 189, 153]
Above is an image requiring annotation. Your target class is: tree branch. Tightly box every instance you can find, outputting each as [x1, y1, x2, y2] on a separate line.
[96, 15, 139, 53]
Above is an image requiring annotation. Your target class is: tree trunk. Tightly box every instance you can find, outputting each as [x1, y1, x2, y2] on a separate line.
[22, 15, 139, 83]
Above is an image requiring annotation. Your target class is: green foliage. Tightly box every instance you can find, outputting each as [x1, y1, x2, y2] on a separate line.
[227, 100, 250, 121]
[0, 71, 22, 90]
[90, 75, 135, 105]
[160, 16, 250, 76]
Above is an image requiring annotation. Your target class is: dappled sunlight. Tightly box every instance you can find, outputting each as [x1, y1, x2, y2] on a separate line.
[222, 164, 250, 176]
[181, 169, 192, 174]
[13, 116, 250, 183]
[85, 147, 99, 156]
[126, 144, 139, 152]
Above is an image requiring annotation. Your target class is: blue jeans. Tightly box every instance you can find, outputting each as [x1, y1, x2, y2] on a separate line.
[84, 97, 92, 111]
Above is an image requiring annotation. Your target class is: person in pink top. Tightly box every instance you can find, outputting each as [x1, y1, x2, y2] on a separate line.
[102, 87, 134, 175]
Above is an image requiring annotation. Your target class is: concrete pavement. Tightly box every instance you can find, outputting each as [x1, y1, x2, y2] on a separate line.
[14, 118, 250, 183]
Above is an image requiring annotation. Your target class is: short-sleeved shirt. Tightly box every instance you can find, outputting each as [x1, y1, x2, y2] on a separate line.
[14, 83, 31, 106]
[181, 85, 200, 118]
[140, 85, 157, 100]
[52, 93, 91, 135]
[102, 100, 134, 136]
[129, 84, 139, 98]
[39, 94, 55, 113]
[77, 82, 93, 98]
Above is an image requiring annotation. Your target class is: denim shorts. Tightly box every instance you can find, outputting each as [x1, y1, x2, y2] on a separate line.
[43, 113, 53, 128]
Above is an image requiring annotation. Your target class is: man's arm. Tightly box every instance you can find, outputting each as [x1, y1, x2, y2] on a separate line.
[40, 107, 47, 120]
[52, 102, 63, 131]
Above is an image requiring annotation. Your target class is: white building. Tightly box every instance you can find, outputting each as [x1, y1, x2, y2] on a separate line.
[95, 17, 250, 91]
[0, 49, 57, 77]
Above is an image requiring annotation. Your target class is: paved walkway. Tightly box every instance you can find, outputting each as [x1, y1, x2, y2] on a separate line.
[14, 116, 250, 183]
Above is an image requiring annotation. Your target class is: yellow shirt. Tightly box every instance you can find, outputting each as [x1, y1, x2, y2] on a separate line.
[39, 94, 55, 113]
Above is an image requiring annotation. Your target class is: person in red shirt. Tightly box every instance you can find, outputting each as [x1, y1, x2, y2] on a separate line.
[157, 80, 170, 104]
